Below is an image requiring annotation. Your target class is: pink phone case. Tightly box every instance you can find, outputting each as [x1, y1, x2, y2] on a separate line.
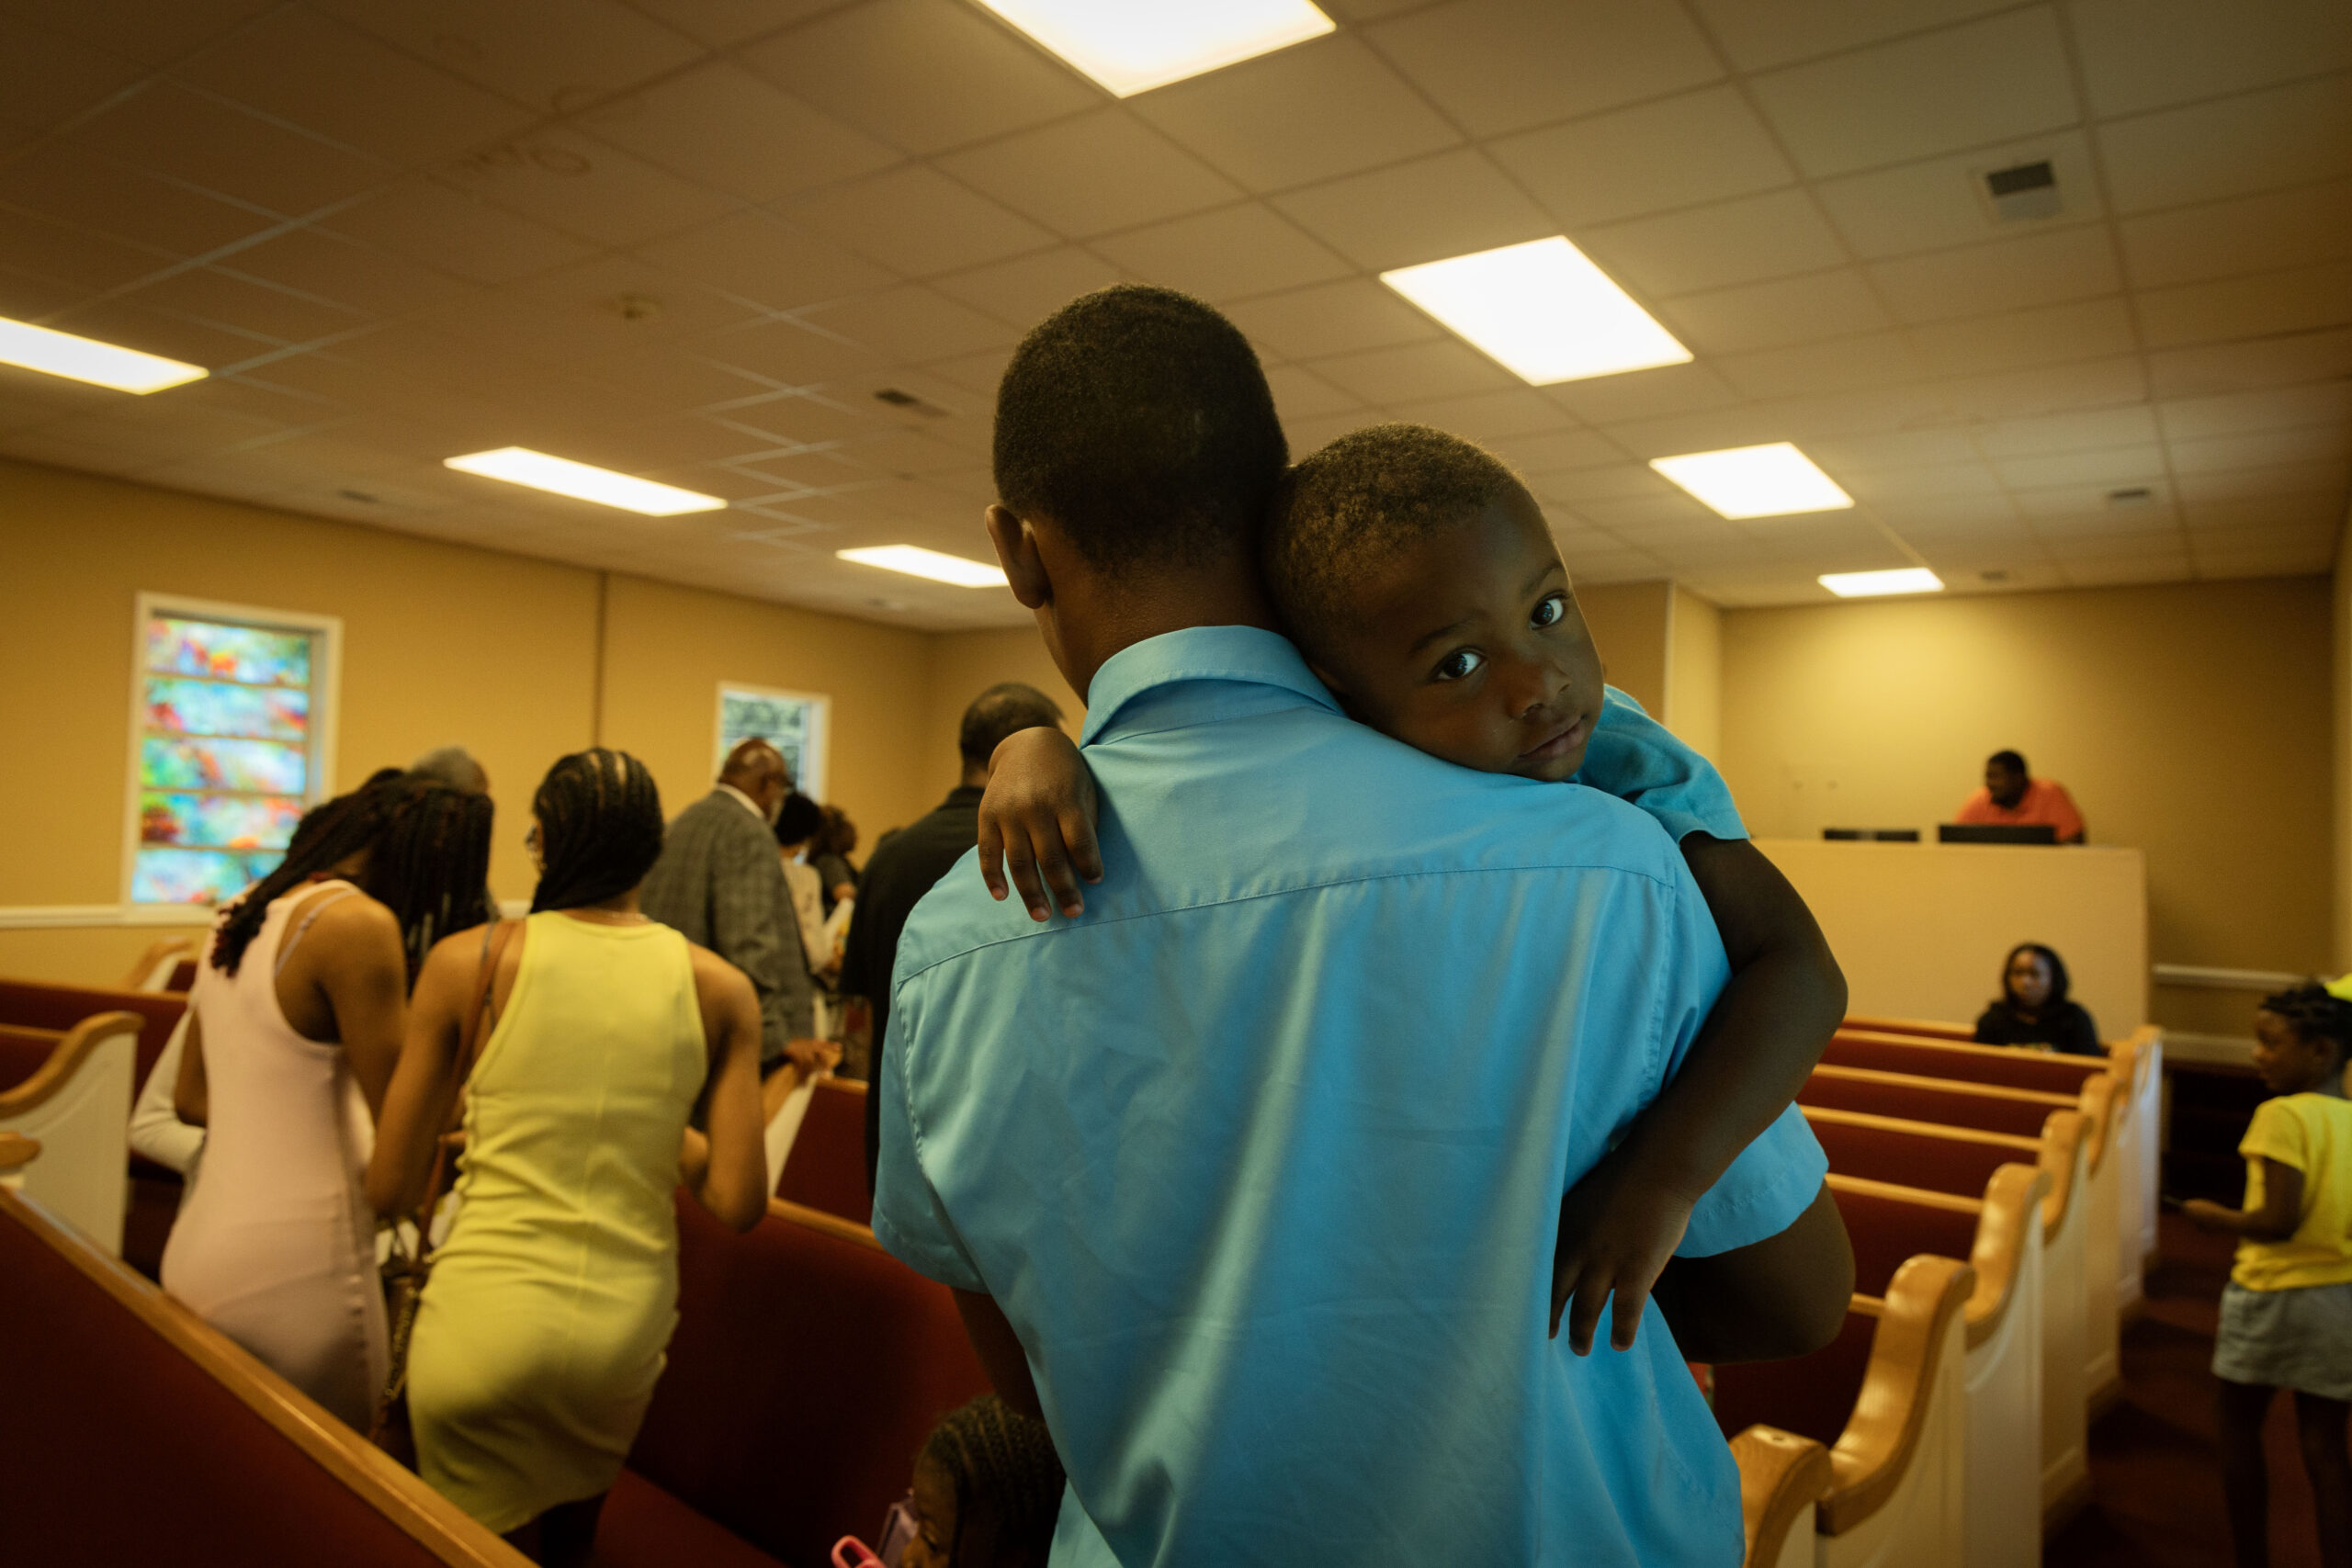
[832, 1538, 883, 1568]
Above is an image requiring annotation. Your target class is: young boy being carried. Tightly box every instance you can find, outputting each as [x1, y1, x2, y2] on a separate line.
[978, 422, 1846, 1353]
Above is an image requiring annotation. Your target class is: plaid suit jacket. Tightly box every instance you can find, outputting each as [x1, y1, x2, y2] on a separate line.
[639, 788, 813, 1064]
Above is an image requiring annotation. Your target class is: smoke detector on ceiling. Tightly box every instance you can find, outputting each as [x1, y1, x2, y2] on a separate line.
[1983, 160, 2061, 221]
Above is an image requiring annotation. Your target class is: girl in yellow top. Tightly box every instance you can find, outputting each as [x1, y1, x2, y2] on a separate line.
[2186, 984, 2352, 1568]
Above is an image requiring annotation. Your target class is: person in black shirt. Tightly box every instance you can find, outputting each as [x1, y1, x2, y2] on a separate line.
[1974, 942, 2102, 1056]
[846, 681, 1069, 1192]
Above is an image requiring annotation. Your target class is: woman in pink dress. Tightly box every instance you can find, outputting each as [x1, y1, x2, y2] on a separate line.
[164, 773, 491, 1427]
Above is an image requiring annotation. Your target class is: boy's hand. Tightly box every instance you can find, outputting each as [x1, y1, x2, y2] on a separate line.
[1551, 1140, 1698, 1355]
[977, 726, 1102, 920]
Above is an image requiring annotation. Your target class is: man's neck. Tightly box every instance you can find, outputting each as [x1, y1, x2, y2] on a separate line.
[1057, 558, 1282, 700]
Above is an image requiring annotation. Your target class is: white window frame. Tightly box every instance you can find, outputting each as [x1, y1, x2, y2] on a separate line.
[124, 592, 343, 909]
[713, 682, 831, 803]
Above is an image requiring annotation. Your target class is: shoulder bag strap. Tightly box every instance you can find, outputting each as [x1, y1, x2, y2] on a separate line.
[412, 919, 518, 1239]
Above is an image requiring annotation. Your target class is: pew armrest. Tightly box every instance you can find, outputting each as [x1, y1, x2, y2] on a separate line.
[2036, 1110, 2086, 1243]
[1733, 1425, 1831, 1568]
[0, 1013, 141, 1119]
[1822, 1253, 1974, 1534]
[0, 1131, 39, 1173]
[1965, 1163, 2051, 1348]
[123, 938, 199, 993]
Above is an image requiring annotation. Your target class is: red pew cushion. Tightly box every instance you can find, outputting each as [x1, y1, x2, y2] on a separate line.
[1808, 1119, 2023, 1201]
[1799, 1072, 2059, 1139]
[1825, 1035, 2108, 1097]
[594, 1468, 788, 1568]
[1712, 1309, 1875, 1450]
[775, 1082, 872, 1225]
[1831, 1186, 1979, 1301]
[0, 980, 187, 1096]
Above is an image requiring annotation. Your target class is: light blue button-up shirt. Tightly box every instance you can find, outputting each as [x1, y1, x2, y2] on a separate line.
[876, 626, 1827, 1567]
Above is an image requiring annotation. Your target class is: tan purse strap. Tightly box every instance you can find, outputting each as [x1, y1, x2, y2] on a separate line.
[409, 919, 517, 1242]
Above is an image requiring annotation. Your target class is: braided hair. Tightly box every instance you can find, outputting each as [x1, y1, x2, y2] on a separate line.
[2259, 983, 2352, 1069]
[922, 1395, 1065, 1568]
[211, 774, 492, 983]
[528, 749, 665, 913]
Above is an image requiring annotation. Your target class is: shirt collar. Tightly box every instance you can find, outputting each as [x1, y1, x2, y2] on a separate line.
[1080, 626, 1339, 746]
[716, 782, 769, 823]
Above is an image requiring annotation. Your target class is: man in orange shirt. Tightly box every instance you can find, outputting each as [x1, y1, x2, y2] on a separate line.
[1956, 750, 2085, 842]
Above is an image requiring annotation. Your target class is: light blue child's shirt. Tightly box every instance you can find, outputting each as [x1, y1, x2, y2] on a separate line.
[876, 626, 1821, 1567]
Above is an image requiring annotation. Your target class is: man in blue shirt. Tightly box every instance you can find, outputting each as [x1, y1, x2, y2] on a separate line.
[875, 287, 1848, 1565]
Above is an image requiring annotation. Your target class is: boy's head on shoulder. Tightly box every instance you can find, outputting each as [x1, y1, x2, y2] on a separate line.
[1268, 423, 1605, 783]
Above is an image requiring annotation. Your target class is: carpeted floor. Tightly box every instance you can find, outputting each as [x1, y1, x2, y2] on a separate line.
[2045, 1213, 2335, 1567]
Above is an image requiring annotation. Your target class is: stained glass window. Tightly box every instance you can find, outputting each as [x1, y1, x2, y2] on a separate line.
[130, 607, 330, 906]
[717, 684, 828, 801]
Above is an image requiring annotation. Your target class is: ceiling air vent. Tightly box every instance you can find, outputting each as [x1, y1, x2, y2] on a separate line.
[873, 387, 949, 419]
[2107, 486, 2155, 509]
[1984, 160, 2060, 221]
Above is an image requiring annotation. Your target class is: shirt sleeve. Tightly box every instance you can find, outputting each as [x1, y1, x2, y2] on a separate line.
[2045, 783, 2086, 843]
[2241, 1097, 2312, 1173]
[1572, 685, 1747, 844]
[871, 973, 989, 1292]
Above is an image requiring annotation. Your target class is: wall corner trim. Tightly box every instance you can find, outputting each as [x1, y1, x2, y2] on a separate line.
[0, 905, 217, 931]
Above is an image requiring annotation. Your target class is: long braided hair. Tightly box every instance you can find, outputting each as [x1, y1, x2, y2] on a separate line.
[528, 749, 665, 913]
[211, 774, 492, 982]
[922, 1395, 1066, 1568]
[2259, 983, 2352, 1071]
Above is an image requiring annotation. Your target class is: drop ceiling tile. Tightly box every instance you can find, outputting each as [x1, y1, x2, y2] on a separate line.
[2183, 520, 2338, 558]
[1532, 462, 1682, 503]
[1487, 85, 1796, 231]
[1714, 332, 1927, 400]
[625, 0, 854, 48]
[582, 62, 901, 205]
[35, 300, 275, 371]
[1550, 362, 1747, 426]
[1264, 364, 1364, 423]
[2135, 261, 2352, 350]
[1840, 460, 2005, 499]
[1223, 278, 1442, 362]
[1381, 389, 1573, 440]
[1367, 0, 1721, 138]
[0, 14, 146, 134]
[2158, 382, 2352, 442]
[1747, 8, 2078, 180]
[798, 284, 1017, 365]
[633, 209, 893, 311]
[1905, 296, 2138, 378]
[1567, 548, 1672, 583]
[1747, 384, 1956, 439]
[740, 0, 1099, 157]
[2174, 457, 2350, 503]
[2195, 546, 2335, 580]
[922, 346, 1017, 396]
[1130, 34, 1461, 194]
[2181, 489, 2345, 532]
[213, 227, 472, 320]
[1596, 404, 1792, 459]
[118, 266, 366, 347]
[1689, 0, 2015, 73]
[2070, 0, 2352, 118]
[829, 427, 976, 481]
[439, 129, 735, 250]
[1993, 445, 2166, 491]
[433, 255, 753, 358]
[1974, 405, 2160, 457]
[1655, 266, 1892, 355]
[695, 318, 890, 389]
[34, 400, 288, 466]
[1939, 354, 2147, 420]
[1577, 491, 1718, 530]
[2120, 179, 2352, 290]
[1803, 428, 1984, 471]
[1091, 203, 1351, 303]
[1813, 130, 2101, 260]
[2167, 426, 2349, 476]
[1868, 225, 2121, 326]
[1271, 150, 1554, 272]
[782, 164, 1054, 277]
[2057, 553, 2193, 585]
[1580, 188, 1848, 298]
[939, 108, 1242, 241]
[32, 0, 276, 68]
[930, 247, 1129, 329]
[1487, 427, 1629, 474]
[0, 208, 170, 293]
[1282, 409, 1390, 454]
[2098, 74, 2352, 215]
[324, 178, 600, 286]
[313, 0, 701, 115]
[2015, 482, 2173, 523]
[177, 7, 533, 170]
[2146, 327, 2352, 399]
[67, 83, 383, 218]
[1871, 493, 2022, 528]
[1309, 337, 1519, 404]
[710, 390, 882, 446]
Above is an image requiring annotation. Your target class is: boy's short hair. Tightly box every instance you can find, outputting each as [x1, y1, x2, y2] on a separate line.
[993, 285, 1286, 571]
[2262, 982, 2352, 1067]
[1267, 423, 1526, 660]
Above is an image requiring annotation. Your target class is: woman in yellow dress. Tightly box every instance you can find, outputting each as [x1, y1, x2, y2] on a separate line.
[368, 749, 768, 1565]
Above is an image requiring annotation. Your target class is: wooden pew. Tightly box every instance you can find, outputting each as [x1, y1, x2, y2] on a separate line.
[0, 976, 189, 1099]
[774, 1076, 872, 1225]
[124, 935, 201, 992]
[0, 1129, 38, 1188]
[0, 1010, 139, 1255]
[1829, 1166, 2047, 1568]
[0, 1184, 526, 1567]
[620, 1195, 992, 1566]
[1804, 1103, 2091, 1528]
[1800, 1063, 2121, 1426]
[1717, 1255, 1975, 1568]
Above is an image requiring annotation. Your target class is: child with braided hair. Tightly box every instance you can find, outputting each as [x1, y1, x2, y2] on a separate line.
[2186, 983, 2352, 1568]
[840, 1395, 1064, 1568]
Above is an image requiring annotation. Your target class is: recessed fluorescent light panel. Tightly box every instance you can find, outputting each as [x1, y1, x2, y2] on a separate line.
[444, 447, 724, 515]
[977, 0, 1335, 96]
[1379, 237, 1690, 385]
[0, 318, 206, 393]
[1820, 568, 1944, 598]
[1649, 443, 1853, 519]
[837, 546, 1010, 588]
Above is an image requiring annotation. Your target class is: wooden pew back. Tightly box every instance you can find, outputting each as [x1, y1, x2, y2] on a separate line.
[775, 1077, 872, 1225]
[0, 1186, 522, 1568]
[1831, 1180, 1982, 1303]
[1800, 1064, 2075, 1141]
[0, 978, 188, 1097]
[1825, 1031, 2113, 1098]
[0, 1023, 66, 1090]
[628, 1196, 990, 1567]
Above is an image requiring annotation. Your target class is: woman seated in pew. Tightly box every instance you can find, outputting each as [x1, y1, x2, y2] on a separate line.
[368, 748, 768, 1568]
[164, 773, 492, 1430]
[1973, 942, 2100, 1056]
[2185, 984, 2352, 1568]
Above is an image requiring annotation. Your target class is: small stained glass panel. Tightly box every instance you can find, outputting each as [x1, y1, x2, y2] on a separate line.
[131, 847, 284, 906]
[142, 735, 307, 795]
[146, 615, 311, 687]
[718, 689, 814, 789]
[145, 675, 309, 741]
[140, 791, 304, 850]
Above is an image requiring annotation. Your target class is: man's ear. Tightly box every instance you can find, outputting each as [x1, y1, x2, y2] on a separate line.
[986, 503, 1052, 612]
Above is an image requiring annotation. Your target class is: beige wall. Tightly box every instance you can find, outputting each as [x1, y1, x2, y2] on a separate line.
[0, 458, 939, 985]
[1717, 578, 2334, 1039]
[1665, 585, 1723, 759]
[2336, 502, 2352, 972]
[918, 627, 1084, 802]
[1576, 580, 1669, 717]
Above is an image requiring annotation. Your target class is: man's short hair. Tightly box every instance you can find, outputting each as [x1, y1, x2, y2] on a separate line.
[993, 285, 1287, 570]
[1987, 750, 2028, 774]
[410, 745, 489, 795]
[774, 791, 824, 846]
[1267, 423, 1525, 660]
[720, 738, 787, 787]
[960, 682, 1067, 765]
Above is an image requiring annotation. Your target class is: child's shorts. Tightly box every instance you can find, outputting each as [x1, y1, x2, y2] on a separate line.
[2212, 1280, 2352, 1399]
